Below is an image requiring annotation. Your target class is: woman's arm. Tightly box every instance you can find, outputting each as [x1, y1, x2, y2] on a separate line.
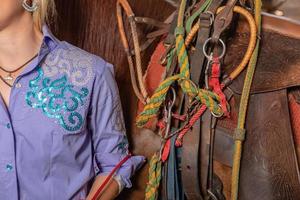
[86, 175, 119, 200]
[87, 60, 145, 200]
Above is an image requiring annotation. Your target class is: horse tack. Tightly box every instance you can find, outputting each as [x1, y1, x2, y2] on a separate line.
[181, 0, 224, 199]
[213, 23, 300, 199]
[117, 1, 255, 198]
[116, 0, 300, 200]
[180, 1, 259, 199]
[117, 0, 175, 104]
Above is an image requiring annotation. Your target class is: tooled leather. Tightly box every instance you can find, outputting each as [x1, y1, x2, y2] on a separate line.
[224, 23, 300, 95]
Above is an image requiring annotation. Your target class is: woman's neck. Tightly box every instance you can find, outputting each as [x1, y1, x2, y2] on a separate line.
[0, 13, 43, 70]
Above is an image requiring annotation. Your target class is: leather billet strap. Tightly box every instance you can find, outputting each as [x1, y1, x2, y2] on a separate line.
[214, 126, 234, 167]
[181, 108, 209, 200]
[180, 0, 224, 199]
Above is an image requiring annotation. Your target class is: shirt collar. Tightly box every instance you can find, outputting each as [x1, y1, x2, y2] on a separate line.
[17, 24, 60, 79]
[41, 24, 60, 51]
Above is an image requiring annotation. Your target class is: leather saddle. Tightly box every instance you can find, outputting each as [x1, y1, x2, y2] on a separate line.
[118, 2, 300, 199]
[155, 13, 300, 200]
[211, 14, 300, 199]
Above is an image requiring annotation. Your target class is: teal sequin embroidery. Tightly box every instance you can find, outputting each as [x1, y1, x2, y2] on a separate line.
[26, 66, 89, 132]
[117, 137, 129, 154]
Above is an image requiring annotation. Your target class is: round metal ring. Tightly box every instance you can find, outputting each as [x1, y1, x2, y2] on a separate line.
[210, 104, 224, 118]
[202, 37, 226, 60]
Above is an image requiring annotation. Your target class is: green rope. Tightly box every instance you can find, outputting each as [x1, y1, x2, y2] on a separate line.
[231, 0, 262, 199]
[185, 0, 213, 33]
[145, 153, 162, 200]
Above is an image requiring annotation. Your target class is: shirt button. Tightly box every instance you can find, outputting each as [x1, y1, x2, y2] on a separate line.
[15, 83, 22, 88]
[6, 123, 11, 129]
[6, 164, 13, 172]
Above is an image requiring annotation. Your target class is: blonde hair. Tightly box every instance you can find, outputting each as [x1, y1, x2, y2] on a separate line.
[32, 0, 56, 30]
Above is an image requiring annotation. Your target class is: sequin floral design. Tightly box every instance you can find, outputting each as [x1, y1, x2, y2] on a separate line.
[117, 137, 129, 154]
[26, 66, 89, 132]
[43, 44, 94, 87]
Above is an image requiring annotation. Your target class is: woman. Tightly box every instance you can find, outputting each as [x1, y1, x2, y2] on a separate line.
[0, 0, 145, 199]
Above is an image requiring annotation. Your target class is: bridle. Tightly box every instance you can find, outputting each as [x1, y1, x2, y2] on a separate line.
[91, 0, 262, 199]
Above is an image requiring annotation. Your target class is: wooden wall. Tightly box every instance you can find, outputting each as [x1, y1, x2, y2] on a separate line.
[51, 1, 173, 198]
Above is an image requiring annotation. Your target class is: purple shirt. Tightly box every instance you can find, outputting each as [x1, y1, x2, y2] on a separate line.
[0, 25, 145, 200]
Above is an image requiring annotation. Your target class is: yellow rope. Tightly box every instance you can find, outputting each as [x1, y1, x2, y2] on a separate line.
[136, 6, 257, 128]
[231, 1, 262, 200]
[217, 6, 258, 81]
[136, 0, 225, 128]
[145, 153, 162, 200]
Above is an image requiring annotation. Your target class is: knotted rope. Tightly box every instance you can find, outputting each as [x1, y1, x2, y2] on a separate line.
[136, 0, 223, 127]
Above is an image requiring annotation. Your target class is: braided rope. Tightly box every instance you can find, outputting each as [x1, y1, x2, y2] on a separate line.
[136, 0, 223, 127]
[145, 153, 162, 200]
[231, 0, 262, 199]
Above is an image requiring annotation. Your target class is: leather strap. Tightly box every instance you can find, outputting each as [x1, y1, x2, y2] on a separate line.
[181, 1, 224, 199]
[214, 127, 234, 167]
[199, 110, 213, 197]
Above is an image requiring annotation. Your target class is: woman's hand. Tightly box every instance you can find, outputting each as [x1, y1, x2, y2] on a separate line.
[86, 175, 120, 200]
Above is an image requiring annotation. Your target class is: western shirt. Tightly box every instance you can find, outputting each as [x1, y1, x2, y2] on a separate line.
[0, 25, 145, 200]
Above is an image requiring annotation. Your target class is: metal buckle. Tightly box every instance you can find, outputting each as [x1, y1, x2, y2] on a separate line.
[199, 11, 215, 28]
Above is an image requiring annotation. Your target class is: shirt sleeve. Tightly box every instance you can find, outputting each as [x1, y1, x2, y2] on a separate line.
[88, 59, 145, 189]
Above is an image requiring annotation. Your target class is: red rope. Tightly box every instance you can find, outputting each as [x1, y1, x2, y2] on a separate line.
[157, 119, 166, 130]
[91, 154, 132, 200]
[172, 113, 187, 121]
[209, 57, 229, 117]
[175, 105, 207, 147]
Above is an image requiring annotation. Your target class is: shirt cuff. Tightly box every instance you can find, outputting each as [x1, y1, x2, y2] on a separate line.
[113, 174, 125, 194]
[94, 152, 146, 188]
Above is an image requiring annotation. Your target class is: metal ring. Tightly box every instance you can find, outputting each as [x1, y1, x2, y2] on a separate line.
[202, 38, 226, 60]
[210, 104, 224, 118]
